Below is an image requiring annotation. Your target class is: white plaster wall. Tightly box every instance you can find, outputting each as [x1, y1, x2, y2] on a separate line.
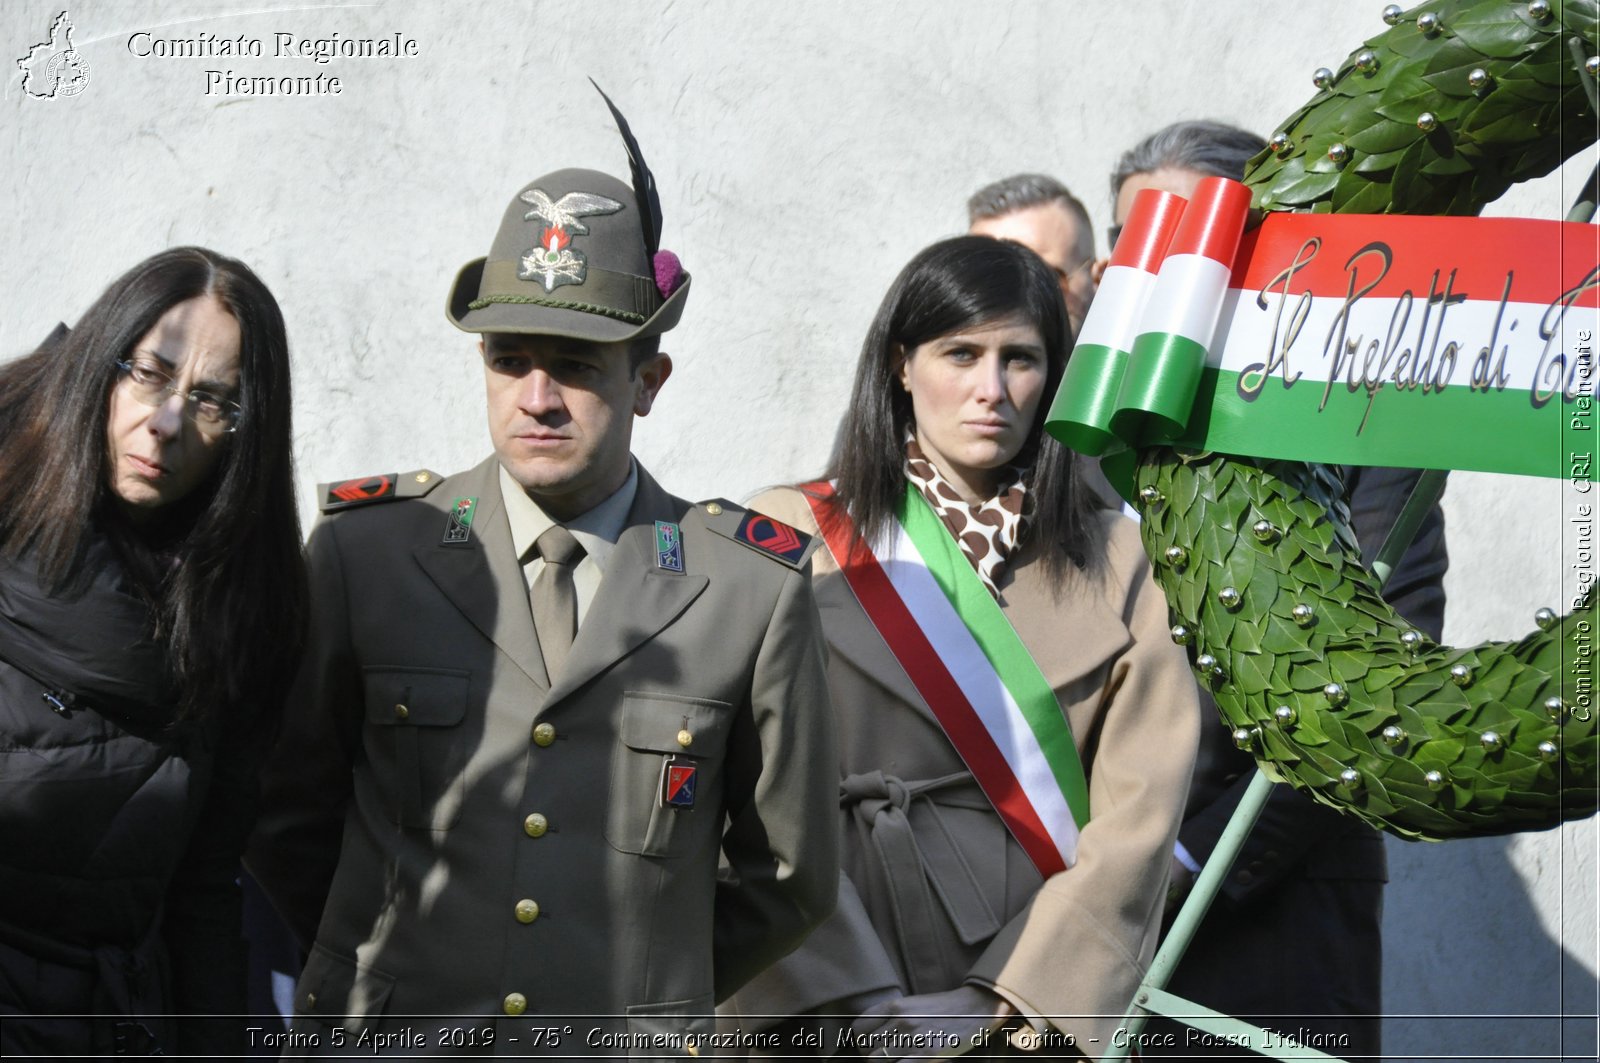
[2, 2, 1594, 1058]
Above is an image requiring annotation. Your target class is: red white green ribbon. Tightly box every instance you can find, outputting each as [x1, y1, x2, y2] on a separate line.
[1052, 187, 1187, 456]
[1119, 178, 1255, 440]
[805, 484, 1089, 878]
[1048, 179, 1599, 484]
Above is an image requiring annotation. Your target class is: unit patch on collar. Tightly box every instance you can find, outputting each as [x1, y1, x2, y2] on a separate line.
[442, 496, 477, 544]
[654, 520, 684, 573]
[517, 188, 624, 292]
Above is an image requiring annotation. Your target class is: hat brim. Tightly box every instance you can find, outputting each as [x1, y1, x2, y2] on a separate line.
[446, 258, 690, 343]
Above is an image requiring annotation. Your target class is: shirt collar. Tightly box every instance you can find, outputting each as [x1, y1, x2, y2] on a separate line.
[498, 460, 639, 573]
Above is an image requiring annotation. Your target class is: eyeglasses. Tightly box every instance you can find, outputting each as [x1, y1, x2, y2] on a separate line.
[1052, 258, 1096, 288]
[114, 357, 241, 436]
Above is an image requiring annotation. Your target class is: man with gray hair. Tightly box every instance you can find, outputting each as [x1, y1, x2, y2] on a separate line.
[968, 173, 1096, 333]
[1110, 118, 1449, 1061]
[1103, 119, 1267, 251]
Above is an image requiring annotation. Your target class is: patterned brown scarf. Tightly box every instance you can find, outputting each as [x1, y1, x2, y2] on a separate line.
[904, 435, 1031, 596]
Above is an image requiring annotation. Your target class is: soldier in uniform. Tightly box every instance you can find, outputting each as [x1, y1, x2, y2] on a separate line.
[247, 106, 839, 1053]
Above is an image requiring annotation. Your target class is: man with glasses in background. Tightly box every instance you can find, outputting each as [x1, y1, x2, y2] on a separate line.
[968, 173, 1098, 336]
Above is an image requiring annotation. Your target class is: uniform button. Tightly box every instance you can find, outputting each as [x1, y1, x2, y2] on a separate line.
[1236, 869, 1254, 885]
[523, 813, 549, 838]
[677, 729, 693, 748]
[503, 992, 527, 1016]
[687, 1045, 700, 1057]
[305, 991, 317, 1009]
[394, 703, 409, 720]
[532, 722, 556, 747]
[705, 502, 722, 516]
[415, 472, 431, 483]
[514, 899, 540, 924]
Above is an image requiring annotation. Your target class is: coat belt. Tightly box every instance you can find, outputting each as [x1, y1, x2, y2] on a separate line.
[839, 770, 1003, 992]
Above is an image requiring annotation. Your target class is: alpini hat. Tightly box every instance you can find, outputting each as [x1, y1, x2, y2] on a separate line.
[447, 86, 690, 343]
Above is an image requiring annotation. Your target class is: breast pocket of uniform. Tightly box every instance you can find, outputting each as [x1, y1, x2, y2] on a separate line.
[362, 666, 471, 831]
[605, 693, 735, 857]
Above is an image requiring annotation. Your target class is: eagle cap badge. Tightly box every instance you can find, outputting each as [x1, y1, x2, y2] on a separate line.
[517, 188, 624, 292]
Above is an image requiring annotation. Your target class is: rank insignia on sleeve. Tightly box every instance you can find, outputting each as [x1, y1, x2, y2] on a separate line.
[661, 756, 697, 809]
[442, 496, 477, 544]
[654, 520, 684, 573]
[323, 474, 397, 511]
[735, 511, 808, 565]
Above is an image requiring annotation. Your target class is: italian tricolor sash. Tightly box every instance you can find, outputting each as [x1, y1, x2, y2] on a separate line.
[804, 483, 1089, 878]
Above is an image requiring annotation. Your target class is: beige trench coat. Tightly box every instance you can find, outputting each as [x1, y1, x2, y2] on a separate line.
[724, 487, 1198, 1056]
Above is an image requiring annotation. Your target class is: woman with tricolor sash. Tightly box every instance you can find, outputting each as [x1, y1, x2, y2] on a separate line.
[723, 237, 1199, 1055]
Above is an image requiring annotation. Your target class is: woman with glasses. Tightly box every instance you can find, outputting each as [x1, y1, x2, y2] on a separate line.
[724, 236, 1198, 1053]
[0, 247, 307, 1056]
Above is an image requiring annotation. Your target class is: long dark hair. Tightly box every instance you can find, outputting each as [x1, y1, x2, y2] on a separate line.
[0, 247, 307, 723]
[823, 235, 1103, 584]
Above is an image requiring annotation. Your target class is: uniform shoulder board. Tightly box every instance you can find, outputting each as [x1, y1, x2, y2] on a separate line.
[695, 499, 817, 569]
[319, 470, 444, 513]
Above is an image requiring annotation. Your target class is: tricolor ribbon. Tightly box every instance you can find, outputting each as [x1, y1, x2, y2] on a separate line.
[805, 484, 1089, 878]
[1048, 179, 1600, 489]
[1052, 187, 1186, 456]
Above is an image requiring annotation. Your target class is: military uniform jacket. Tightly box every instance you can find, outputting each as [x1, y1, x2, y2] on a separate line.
[248, 458, 838, 1054]
[724, 489, 1199, 1056]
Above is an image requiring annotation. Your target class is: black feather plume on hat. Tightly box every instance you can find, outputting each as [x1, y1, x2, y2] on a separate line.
[590, 79, 662, 255]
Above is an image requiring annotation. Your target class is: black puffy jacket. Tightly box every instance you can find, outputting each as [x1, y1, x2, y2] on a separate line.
[0, 533, 268, 1056]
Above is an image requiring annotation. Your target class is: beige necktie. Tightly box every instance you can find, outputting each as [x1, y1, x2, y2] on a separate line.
[532, 525, 584, 680]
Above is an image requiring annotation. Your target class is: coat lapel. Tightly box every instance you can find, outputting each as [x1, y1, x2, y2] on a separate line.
[412, 457, 550, 690]
[808, 544, 934, 722]
[542, 467, 708, 709]
[998, 538, 1131, 702]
